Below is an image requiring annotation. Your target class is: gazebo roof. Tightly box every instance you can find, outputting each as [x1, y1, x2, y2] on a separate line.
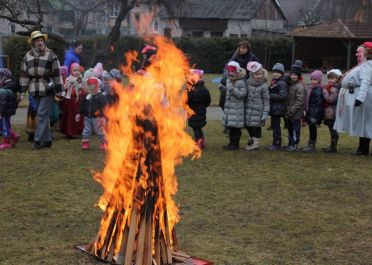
[288, 19, 372, 39]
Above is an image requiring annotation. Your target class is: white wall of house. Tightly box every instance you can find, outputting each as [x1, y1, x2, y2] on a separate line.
[226, 20, 252, 37]
[250, 19, 285, 32]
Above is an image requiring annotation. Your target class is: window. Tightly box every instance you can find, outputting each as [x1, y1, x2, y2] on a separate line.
[10, 23, 16, 33]
[240, 34, 248, 38]
[192, 31, 203, 38]
[110, 2, 120, 17]
[211, 31, 223, 37]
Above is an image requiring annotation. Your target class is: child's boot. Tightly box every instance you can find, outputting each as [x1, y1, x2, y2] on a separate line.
[302, 140, 316, 153]
[245, 137, 260, 151]
[323, 139, 337, 153]
[10, 131, 20, 147]
[0, 137, 12, 150]
[81, 139, 90, 150]
[99, 140, 107, 150]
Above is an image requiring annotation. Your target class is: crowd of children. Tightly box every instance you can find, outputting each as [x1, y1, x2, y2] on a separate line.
[219, 58, 346, 153]
[1, 38, 371, 155]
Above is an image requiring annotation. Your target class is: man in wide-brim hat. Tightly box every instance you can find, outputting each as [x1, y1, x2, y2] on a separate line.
[20, 30, 63, 150]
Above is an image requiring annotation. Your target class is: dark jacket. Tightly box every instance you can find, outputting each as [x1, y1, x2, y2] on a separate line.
[305, 85, 324, 125]
[269, 77, 288, 116]
[187, 80, 211, 128]
[231, 52, 260, 69]
[0, 80, 20, 116]
[79, 92, 107, 118]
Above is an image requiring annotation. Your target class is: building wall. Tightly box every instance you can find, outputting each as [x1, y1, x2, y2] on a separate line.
[226, 20, 252, 37]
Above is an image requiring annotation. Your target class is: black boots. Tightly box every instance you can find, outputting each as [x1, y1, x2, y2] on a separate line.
[322, 140, 338, 153]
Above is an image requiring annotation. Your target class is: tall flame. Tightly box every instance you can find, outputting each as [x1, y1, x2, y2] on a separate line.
[88, 36, 200, 262]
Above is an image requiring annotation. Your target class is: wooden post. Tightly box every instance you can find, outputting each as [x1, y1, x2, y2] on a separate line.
[124, 207, 139, 265]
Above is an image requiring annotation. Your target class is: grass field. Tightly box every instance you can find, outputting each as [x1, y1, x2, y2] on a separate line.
[1, 120, 372, 265]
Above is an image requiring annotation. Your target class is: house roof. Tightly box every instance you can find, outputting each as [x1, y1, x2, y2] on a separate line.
[160, 0, 286, 20]
[277, 0, 311, 26]
[288, 19, 372, 39]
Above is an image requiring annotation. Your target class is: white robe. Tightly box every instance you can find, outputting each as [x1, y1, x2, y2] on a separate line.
[334, 60, 372, 138]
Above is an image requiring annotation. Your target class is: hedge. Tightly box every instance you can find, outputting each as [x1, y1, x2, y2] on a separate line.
[2, 36, 292, 78]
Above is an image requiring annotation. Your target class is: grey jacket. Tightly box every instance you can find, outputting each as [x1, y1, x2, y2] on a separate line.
[223, 69, 247, 128]
[244, 78, 270, 127]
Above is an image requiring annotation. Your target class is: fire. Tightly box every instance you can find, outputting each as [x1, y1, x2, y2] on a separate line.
[86, 36, 201, 264]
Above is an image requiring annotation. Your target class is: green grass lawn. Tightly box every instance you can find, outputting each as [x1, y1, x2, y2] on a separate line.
[1, 121, 372, 265]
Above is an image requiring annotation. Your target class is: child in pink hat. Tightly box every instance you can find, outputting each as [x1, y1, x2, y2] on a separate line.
[302, 70, 324, 153]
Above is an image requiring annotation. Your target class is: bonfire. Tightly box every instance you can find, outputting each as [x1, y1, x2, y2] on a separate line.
[78, 36, 212, 265]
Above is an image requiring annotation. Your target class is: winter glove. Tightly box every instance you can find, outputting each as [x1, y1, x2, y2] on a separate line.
[355, 99, 362, 107]
[261, 113, 269, 121]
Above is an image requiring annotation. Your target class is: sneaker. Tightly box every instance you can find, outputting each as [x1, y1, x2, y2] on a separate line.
[81, 140, 89, 150]
[31, 141, 41, 150]
[286, 145, 297, 152]
[41, 141, 52, 148]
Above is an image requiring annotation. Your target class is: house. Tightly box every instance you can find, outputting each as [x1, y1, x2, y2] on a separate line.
[288, 19, 372, 70]
[154, 0, 287, 38]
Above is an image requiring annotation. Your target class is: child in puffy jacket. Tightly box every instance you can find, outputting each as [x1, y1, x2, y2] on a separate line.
[186, 69, 211, 149]
[244, 61, 270, 151]
[76, 77, 107, 150]
[322, 69, 342, 153]
[0, 68, 21, 149]
[267, 63, 288, 150]
[222, 61, 247, 150]
[302, 70, 324, 153]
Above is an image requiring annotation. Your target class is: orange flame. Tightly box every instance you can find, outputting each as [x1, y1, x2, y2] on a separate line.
[91, 36, 200, 255]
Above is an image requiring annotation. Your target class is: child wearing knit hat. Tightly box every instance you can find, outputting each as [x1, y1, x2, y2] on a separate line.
[267, 62, 288, 150]
[285, 61, 306, 152]
[76, 77, 107, 150]
[302, 70, 324, 153]
[321, 69, 342, 153]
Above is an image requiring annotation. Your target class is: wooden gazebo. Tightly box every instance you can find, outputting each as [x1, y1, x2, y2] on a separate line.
[288, 19, 372, 70]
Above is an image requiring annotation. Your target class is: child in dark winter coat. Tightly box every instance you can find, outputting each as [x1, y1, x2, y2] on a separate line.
[0, 68, 21, 149]
[322, 69, 342, 153]
[186, 69, 211, 149]
[302, 70, 324, 153]
[285, 62, 307, 152]
[76, 77, 107, 150]
[267, 63, 288, 150]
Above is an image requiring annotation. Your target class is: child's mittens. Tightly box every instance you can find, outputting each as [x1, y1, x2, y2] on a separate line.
[261, 112, 269, 121]
[75, 114, 80, 122]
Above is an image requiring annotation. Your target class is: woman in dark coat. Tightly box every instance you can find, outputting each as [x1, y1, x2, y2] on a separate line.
[186, 69, 211, 149]
[218, 40, 260, 110]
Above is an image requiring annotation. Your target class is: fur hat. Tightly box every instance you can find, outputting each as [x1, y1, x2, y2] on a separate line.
[327, 69, 342, 78]
[102, 70, 112, 81]
[290, 60, 302, 75]
[84, 68, 97, 80]
[93, 63, 103, 79]
[246, 61, 263, 73]
[226, 61, 240, 74]
[272, 63, 285, 74]
[310, 70, 323, 83]
[190, 69, 204, 77]
[109, 69, 123, 82]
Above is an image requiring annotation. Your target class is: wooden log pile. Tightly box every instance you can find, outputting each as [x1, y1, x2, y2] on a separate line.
[84, 111, 189, 265]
